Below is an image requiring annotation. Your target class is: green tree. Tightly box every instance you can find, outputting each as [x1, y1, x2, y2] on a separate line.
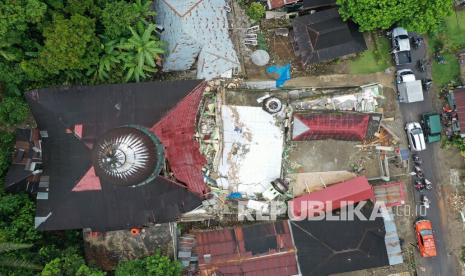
[38, 14, 100, 75]
[101, 1, 142, 40]
[0, 97, 29, 126]
[0, 243, 42, 271]
[0, 131, 14, 174]
[115, 250, 181, 276]
[246, 3, 265, 23]
[337, 0, 453, 33]
[41, 250, 105, 276]
[118, 24, 164, 82]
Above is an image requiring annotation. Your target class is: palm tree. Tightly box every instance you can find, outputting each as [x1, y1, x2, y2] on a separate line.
[0, 242, 42, 271]
[118, 24, 164, 82]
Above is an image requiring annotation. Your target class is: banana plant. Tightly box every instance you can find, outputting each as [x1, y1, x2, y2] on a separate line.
[88, 38, 123, 81]
[118, 24, 164, 82]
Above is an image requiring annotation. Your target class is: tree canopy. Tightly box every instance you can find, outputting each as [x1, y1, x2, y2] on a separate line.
[337, 0, 454, 33]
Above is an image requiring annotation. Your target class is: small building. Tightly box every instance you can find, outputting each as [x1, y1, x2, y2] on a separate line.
[290, 176, 375, 218]
[453, 87, 465, 137]
[292, 112, 371, 141]
[5, 128, 42, 193]
[194, 221, 299, 275]
[155, 0, 240, 80]
[291, 8, 367, 66]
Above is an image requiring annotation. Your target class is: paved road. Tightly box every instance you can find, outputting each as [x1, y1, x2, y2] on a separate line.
[397, 34, 460, 276]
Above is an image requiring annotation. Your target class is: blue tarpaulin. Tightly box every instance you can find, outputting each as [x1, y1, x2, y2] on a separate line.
[267, 64, 291, 88]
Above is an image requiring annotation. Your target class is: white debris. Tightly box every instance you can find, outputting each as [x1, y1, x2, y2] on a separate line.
[218, 106, 284, 197]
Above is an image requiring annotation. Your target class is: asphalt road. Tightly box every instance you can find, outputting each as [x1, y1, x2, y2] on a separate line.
[397, 34, 460, 276]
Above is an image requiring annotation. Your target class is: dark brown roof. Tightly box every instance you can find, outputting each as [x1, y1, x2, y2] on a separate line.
[302, 0, 336, 9]
[291, 8, 367, 65]
[26, 80, 206, 231]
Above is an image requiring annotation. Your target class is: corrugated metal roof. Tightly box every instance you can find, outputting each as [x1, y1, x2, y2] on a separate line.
[292, 113, 370, 141]
[151, 81, 209, 195]
[193, 221, 299, 276]
[290, 176, 374, 217]
[155, 0, 240, 80]
[454, 88, 465, 134]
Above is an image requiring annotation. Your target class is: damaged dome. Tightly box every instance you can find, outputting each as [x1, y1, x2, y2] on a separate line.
[92, 126, 164, 187]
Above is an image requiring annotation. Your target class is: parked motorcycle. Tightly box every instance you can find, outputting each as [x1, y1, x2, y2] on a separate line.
[412, 37, 424, 49]
[412, 154, 422, 165]
[420, 195, 430, 209]
[417, 59, 426, 72]
[414, 165, 424, 178]
[414, 178, 433, 191]
[422, 79, 432, 92]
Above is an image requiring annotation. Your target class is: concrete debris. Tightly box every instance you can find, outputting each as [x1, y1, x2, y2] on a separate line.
[291, 84, 384, 112]
[449, 192, 465, 212]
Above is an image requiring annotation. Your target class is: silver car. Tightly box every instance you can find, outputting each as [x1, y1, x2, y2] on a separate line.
[405, 122, 426, 151]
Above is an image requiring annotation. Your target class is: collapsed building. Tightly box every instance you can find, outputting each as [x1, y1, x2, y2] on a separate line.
[5, 79, 405, 272]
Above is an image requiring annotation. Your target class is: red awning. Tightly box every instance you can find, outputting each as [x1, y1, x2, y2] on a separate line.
[267, 0, 299, 9]
[290, 176, 374, 218]
[292, 113, 370, 141]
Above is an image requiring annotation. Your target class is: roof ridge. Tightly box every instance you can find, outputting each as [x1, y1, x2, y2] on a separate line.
[162, 0, 204, 18]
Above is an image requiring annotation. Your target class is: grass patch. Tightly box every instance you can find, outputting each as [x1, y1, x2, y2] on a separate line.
[431, 53, 460, 87]
[348, 35, 391, 74]
[442, 10, 465, 50]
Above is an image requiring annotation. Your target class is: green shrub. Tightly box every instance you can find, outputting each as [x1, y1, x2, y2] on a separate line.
[0, 97, 28, 126]
[246, 3, 265, 23]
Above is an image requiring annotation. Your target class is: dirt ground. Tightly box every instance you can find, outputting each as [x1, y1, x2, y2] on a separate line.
[286, 140, 381, 178]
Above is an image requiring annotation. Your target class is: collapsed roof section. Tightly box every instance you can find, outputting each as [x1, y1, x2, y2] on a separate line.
[218, 105, 285, 196]
[26, 80, 208, 231]
[292, 112, 370, 141]
[291, 8, 367, 65]
[155, 0, 240, 80]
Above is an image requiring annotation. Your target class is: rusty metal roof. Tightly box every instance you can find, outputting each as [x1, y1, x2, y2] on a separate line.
[454, 88, 465, 134]
[194, 221, 299, 276]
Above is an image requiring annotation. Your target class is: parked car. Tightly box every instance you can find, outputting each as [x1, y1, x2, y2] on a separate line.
[391, 27, 412, 65]
[414, 218, 437, 257]
[396, 69, 424, 103]
[421, 113, 442, 143]
[405, 122, 426, 151]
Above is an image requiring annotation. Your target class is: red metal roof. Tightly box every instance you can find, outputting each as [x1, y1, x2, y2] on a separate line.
[454, 88, 465, 134]
[292, 113, 370, 141]
[290, 176, 374, 218]
[267, 0, 299, 9]
[151, 82, 209, 195]
[193, 221, 299, 276]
